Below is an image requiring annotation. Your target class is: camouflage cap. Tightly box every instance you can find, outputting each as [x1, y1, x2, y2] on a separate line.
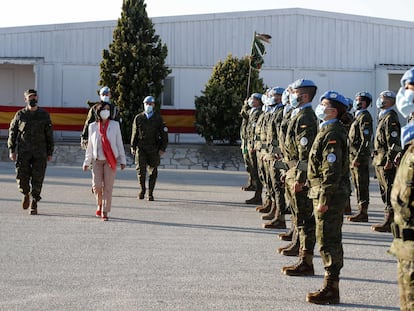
[24, 89, 37, 97]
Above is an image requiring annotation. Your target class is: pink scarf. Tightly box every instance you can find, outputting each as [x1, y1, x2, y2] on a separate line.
[99, 120, 117, 170]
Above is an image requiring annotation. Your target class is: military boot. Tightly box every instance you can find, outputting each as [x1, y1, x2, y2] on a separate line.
[138, 176, 146, 200]
[280, 229, 299, 256]
[255, 198, 271, 212]
[347, 204, 368, 222]
[283, 250, 314, 276]
[29, 199, 38, 215]
[262, 201, 276, 220]
[148, 174, 156, 201]
[371, 210, 393, 233]
[278, 228, 293, 241]
[343, 198, 352, 215]
[277, 228, 298, 255]
[246, 189, 262, 205]
[241, 177, 256, 191]
[306, 275, 340, 305]
[22, 194, 30, 210]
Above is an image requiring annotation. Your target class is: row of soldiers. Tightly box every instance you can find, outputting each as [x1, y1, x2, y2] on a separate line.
[239, 77, 405, 305]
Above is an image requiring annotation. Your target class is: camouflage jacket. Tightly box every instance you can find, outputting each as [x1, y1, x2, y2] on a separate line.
[8, 107, 54, 157]
[348, 110, 373, 164]
[130, 112, 168, 152]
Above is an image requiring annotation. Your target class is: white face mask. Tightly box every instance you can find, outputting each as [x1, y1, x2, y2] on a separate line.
[99, 110, 110, 120]
[101, 95, 110, 103]
[144, 104, 153, 113]
[315, 104, 328, 121]
[396, 87, 414, 118]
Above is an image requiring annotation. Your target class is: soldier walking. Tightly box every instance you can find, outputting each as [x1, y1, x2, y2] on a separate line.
[7, 89, 54, 215]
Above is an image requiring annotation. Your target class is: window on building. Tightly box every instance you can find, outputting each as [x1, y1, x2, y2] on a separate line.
[162, 77, 174, 106]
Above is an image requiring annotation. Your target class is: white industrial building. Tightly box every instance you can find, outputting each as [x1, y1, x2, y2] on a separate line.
[0, 8, 413, 141]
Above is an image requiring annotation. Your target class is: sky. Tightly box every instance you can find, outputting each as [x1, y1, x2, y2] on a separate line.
[0, 0, 413, 28]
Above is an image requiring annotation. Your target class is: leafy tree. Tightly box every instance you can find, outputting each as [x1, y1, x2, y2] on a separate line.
[99, 0, 171, 142]
[195, 54, 265, 144]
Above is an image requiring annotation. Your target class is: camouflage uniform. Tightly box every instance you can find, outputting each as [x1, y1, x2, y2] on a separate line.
[8, 106, 54, 203]
[389, 142, 414, 311]
[240, 102, 254, 190]
[348, 109, 373, 220]
[283, 102, 318, 274]
[245, 106, 263, 204]
[372, 107, 401, 232]
[130, 111, 168, 200]
[307, 119, 349, 303]
[262, 103, 287, 228]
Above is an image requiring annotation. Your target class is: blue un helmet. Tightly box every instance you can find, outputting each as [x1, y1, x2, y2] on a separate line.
[376, 90, 396, 109]
[353, 91, 372, 110]
[397, 68, 414, 118]
[143, 96, 155, 104]
[289, 79, 317, 108]
[401, 67, 414, 87]
[319, 91, 348, 107]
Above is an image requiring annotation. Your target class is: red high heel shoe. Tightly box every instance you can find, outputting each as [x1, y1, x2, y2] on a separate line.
[95, 209, 101, 217]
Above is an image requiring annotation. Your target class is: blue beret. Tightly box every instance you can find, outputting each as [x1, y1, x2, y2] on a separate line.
[143, 95, 155, 103]
[401, 68, 414, 86]
[251, 93, 262, 100]
[270, 87, 285, 95]
[99, 86, 110, 95]
[379, 90, 396, 99]
[320, 91, 348, 107]
[355, 91, 372, 101]
[291, 79, 317, 89]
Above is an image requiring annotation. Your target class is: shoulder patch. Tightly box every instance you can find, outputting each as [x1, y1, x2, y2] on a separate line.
[391, 131, 398, 138]
[363, 129, 370, 135]
[300, 137, 308, 146]
[327, 153, 337, 163]
[164, 127, 169, 132]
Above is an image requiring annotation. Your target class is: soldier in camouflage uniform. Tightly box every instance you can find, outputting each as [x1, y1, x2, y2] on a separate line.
[7, 89, 54, 215]
[371, 91, 401, 233]
[389, 67, 414, 311]
[306, 91, 349, 305]
[130, 96, 168, 201]
[261, 87, 288, 229]
[250, 92, 273, 208]
[281, 79, 318, 276]
[277, 87, 298, 244]
[244, 93, 264, 205]
[347, 91, 373, 222]
[239, 99, 255, 191]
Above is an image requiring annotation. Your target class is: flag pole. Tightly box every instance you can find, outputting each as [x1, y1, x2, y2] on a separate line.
[246, 31, 256, 99]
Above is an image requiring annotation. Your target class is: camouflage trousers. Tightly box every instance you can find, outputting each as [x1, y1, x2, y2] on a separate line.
[15, 153, 47, 201]
[374, 165, 396, 211]
[398, 258, 414, 311]
[350, 161, 370, 207]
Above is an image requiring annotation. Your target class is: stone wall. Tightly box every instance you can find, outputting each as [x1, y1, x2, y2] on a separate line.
[0, 140, 245, 171]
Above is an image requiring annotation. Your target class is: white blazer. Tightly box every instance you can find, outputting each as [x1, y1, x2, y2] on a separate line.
[83, 120, 126, 167]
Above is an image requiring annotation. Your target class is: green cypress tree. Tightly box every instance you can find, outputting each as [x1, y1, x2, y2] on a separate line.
[195, 54, 265, 144]
[99, 0, 171, 142]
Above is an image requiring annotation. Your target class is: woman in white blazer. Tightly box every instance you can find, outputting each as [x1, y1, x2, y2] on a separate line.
[83, 102, 126, 221]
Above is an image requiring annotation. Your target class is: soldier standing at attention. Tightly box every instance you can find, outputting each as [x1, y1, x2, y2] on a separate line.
[347, 92, 373, 222]
[389, 67, 414, 310]
[239, 98, 255, 191]
[130, 96, 168, 201]
[371, 91, 401, 233]
[306, 91, 349, 305]
[262, 86, 288, 229]
[8, 89, 54, 215]
[244, 93, 264, 205]
[281, 79, 318, 276]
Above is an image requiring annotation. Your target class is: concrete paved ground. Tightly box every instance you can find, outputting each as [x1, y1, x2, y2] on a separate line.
[0, 162, 399, 310]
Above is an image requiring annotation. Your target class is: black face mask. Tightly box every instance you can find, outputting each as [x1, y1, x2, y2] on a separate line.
[28, 99, 37, 107]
